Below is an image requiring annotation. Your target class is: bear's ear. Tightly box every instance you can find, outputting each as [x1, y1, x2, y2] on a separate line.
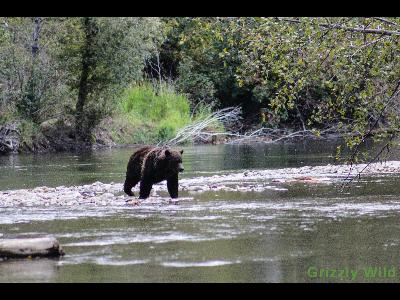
[165, 149, 171, 157]
[180, 149, 184, 155]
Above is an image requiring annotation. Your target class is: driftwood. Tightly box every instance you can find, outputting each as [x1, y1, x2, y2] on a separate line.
[164, 107, 243, 146]
[0, 122, 20, 154]
[163, 106, 343, 146]
[0, 236, 65, 259]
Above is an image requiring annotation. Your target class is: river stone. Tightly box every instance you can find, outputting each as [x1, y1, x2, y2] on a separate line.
[0, 236, 65, 258]
[101, 192, 114, 199]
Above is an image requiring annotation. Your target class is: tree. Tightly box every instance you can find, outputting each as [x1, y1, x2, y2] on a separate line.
[57, 17, 163, 142]
[75, 17, 97, 141]
[159, 17, 400, 162]
[231, 17, 400, 160]
[0, 17, 69, 123]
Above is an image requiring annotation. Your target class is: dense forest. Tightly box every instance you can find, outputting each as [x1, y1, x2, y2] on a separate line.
[1, 17, 400, 160]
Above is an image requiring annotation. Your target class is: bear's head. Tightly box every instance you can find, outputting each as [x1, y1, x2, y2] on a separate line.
[164, 149, 184, 174]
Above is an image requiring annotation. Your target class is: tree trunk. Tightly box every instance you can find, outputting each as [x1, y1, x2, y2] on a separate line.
[31, 17, 42, 57]
[20, 17, 42, 121]
[75, 17, 97, 142]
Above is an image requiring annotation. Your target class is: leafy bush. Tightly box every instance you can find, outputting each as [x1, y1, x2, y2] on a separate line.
[118, 82, 192, 143]
[19, 119, 40, 147]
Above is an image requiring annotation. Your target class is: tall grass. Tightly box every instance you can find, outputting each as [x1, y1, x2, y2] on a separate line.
[100, 81, 226, 145]
[118, 82, 192, 143]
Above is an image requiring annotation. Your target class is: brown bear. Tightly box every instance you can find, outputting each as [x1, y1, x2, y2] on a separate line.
[123, 146, 184, 199]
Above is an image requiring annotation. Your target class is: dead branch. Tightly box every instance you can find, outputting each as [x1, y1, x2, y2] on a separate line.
[372, 17, 399, 27]
[340, 133, 396, 191]
[275, 17, 400, 36]
[339, 80, 400, 190]
[345, 80, 400, 172]
[163, 107, 243, 146]
[164, 104, 337, 147]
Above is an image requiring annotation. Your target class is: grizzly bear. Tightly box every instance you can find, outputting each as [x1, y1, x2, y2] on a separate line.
[124, 146, 184, 199]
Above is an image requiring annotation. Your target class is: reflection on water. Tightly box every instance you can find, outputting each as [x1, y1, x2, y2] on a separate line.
[1, 140, 400, 282]
[0, 259, 59, 282]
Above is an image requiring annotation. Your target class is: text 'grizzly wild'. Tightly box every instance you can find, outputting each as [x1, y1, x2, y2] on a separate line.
[124, 146, 184, 199]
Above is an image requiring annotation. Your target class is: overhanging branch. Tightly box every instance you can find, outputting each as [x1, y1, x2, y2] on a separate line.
[275, 17, 400, 36]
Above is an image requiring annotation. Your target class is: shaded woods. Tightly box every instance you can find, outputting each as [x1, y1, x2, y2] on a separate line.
[1, 17, 400, 161]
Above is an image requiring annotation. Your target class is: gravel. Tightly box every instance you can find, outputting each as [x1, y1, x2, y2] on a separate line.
[2, 160, 400, 208]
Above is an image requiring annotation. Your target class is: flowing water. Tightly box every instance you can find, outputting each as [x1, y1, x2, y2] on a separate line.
[1, 140, 400, 282]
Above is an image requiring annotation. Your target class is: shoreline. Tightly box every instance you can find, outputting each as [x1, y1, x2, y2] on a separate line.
[1, 130, 345, 156]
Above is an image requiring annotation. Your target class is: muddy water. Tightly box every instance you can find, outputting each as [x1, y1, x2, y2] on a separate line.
[1, 141, 400, 282]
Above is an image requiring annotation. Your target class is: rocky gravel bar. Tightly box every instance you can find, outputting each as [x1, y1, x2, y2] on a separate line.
[1, 161, 400, 207]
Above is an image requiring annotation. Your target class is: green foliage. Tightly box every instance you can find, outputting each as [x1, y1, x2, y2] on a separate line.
[156, 17, 400, 160]
[104, 82, 224, 145]
[55, 17, 164, 139]
[118, 82, 192, 143]
[19, 119, 40, 147]
[229, 18, 400, 132]
[176, 57, 217, 104]
[0, 105, 17, 125]
[0, 17, 163, 138]
[121, 82, 190, 124]
[159, 18, 249, 111]
[0, 17, 71, 123]
[2, 17, 400, 158]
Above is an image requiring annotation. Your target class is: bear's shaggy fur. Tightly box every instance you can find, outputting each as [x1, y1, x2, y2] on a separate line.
[124, 146, 184, 199]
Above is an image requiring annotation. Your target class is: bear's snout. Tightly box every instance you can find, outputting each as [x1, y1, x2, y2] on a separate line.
[178, 163, 184, 172]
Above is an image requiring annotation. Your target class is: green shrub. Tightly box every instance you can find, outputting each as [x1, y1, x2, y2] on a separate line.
[105, 81, 226, 145]
[119, 82, 192, 142]
[0, 105, 18, 125]
[157, 124, 175, 142]
[19, 119, 40, 146]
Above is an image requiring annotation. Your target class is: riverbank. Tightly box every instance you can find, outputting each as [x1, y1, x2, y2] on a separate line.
[0, 119, 223, 155]
[0, 116, 343, 155]
[2, 160, 400, 208]
[0, 82, 225, 154]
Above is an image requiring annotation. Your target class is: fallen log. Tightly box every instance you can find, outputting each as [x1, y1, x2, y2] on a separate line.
[0, 236, 65, 259]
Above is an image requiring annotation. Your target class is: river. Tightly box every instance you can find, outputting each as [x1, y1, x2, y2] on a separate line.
[1, 140, 400, 282]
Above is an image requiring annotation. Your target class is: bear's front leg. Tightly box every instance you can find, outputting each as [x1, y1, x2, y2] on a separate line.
[139, 180, 153, 199]
[167, 174, 179, 198]
[124, 174, 140, 197]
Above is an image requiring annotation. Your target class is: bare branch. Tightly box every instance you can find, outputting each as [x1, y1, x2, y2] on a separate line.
[340, 80, 400, 188]
[372, 17, 399, 27]
[275, 17, 400, 36]
[163, 107, 243, 146]
[340, 133, 396, 191]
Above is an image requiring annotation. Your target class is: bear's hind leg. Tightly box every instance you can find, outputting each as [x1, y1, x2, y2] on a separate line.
[139, 181, 153, 199]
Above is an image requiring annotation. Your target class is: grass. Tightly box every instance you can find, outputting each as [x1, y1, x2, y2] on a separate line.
[96, 81, 227, 145]
[104, 81, 223, 145]
[120, 82, 191, 141]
